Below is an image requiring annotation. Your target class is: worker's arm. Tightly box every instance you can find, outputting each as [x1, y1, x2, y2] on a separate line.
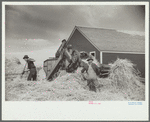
[22, 66, 30, 74]
[64, 48, 72, 63]
[24, 69, 30, 72]
[28, 58, 35, 62]
[96, 65, 100, 75]
[92, 63, 100, 75]
[22, 69, 30, 74]
[81, 68, 86, 73]
[71, 50, 80, 63]
[81, 68, 87, 80]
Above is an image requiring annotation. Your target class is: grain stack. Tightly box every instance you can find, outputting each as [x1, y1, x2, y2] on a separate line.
[5, 57, 23, 74]
[5, 58, 145, 101]
[108, 58, 145, 100]
[5, 56, 26, 80]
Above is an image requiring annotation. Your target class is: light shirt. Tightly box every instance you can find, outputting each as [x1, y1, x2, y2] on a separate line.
[87, 64, 97, 80]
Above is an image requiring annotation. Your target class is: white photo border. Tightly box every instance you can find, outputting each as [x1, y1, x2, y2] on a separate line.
[2, 2, 149, 121]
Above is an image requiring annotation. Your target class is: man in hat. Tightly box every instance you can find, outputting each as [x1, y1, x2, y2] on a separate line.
[65, 44, 80, 73]
[67, 44, 73, 55]
[22, 55, 37, 81]
[81, 57, 100, 92]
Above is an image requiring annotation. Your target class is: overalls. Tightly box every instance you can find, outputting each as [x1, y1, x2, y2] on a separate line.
[27, 60, 37, 81]
[87, 64, 100, 92]
[81, 62, 100, 92]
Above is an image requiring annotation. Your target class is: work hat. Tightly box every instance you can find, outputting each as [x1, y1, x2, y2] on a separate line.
[87, 57, 93, 61]
[62, 39, 66, 43]
[67, 44, 72, 49]
[23, 55, 29, 59]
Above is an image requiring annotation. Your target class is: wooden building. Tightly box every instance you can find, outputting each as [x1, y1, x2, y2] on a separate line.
[66, 26, 145, 77]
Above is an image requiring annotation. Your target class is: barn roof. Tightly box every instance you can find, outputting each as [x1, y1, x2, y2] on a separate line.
[75, 26, 145, 53]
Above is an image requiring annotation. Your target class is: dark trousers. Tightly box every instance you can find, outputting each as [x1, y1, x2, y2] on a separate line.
[87, 79, 100, 92]
[27, 68, 37, 81]
[66, 62, 79, 73]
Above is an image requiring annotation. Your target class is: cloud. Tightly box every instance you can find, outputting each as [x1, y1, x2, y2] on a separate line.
[79, 5, 145, 31]
[5, 45, 59, 66]
[5, 39, 60, 53]
[6, 5, 145, 41]
[5, 5, 145, 55]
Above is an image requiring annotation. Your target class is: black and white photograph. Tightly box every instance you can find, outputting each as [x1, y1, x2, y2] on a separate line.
[2, 1, 149, 121]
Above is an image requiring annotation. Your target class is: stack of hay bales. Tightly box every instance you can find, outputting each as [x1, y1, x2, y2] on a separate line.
[108, 58, 145, 100]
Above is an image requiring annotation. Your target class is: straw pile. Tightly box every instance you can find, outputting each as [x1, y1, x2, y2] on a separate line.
[5, 57, 23, 74]
[5, 72, 128, 101]
[5, 56, 44, 81]
[5, 57, 26, 80]
[38, 69, 46, 80]
[5, 58, 145, 101]
[108, 58, 145, 100]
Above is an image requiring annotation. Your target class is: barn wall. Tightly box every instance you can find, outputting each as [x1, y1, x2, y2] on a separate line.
[67, 29, 100, 61]
[102, 52, 145, 78]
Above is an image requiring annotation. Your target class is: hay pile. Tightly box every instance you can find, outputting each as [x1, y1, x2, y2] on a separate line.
[5, 56, 45, 81]
[5, 72, 96, 101]
[6, 72, 126, 101]
[108, 58, 145, 100]
[5, 56, 26, 80]
[5, 59, 145, 101]
[38, 69, 46, 80]
[5, 57, 24, 74]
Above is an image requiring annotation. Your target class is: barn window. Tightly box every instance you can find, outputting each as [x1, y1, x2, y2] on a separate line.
[89, 51, 96, 58]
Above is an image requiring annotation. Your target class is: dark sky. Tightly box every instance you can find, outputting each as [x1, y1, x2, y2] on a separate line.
[5, 5, 145, 53]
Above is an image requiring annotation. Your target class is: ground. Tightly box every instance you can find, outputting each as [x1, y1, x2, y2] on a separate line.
[5, 69, 145, 101]
[5, 57, 145, 101]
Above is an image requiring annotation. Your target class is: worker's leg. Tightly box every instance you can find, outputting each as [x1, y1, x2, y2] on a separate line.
[90, 80, 96, 92]
[33, 70, 37, 81]
[66, 65, 75, 73]
[30, 68, 37, 81]
[87, 79, 90, 86]
[81, 73, 86, 80]
[27, 71, 32, 81]
[87, 79, 93, 91]
[27, 68, 35, 81]
[94, 79, 100, 92]
[33, 74, 37, 81]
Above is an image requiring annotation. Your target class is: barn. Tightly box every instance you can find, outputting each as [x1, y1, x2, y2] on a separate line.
[66, 26, 145, 78]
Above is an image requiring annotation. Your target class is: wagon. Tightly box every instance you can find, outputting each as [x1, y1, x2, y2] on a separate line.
[43, 39, 68, 80]
[43, 57, 62, 80]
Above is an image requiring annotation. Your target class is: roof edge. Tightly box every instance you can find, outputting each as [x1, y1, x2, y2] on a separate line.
[101, 50, 145, 54]
[76, 26, 101, 51]
[66, 26, 79, 45]
[76, 26, 145, 37]
[76, 25, 118, 31]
